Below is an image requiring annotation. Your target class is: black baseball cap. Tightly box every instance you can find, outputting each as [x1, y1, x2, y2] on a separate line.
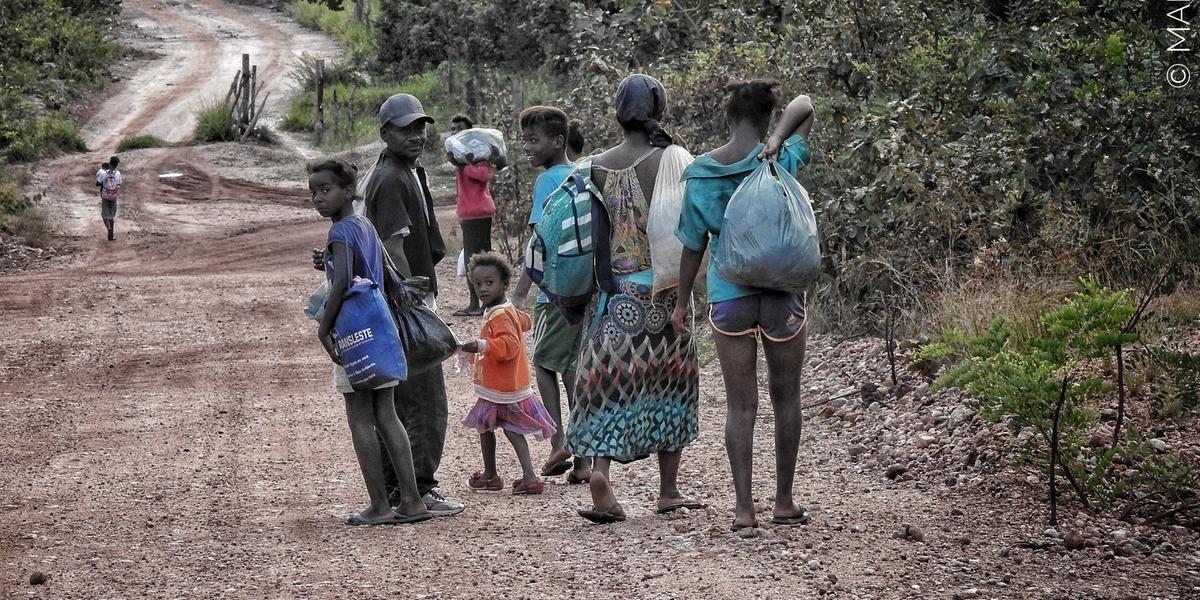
[379, 93, 434, 128]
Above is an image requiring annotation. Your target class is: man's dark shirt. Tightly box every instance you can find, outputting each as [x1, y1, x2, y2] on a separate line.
[363, 151, 446, 294]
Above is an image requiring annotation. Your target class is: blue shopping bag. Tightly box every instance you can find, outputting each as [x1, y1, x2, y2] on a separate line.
[714, 160, 821, 294]
[332, 278, 408, 390]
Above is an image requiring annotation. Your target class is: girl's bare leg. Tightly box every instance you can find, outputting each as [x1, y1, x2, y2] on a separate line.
[344, 391, 391, 519]
[763, 327, 807, 520]
[479, 431, 498, 479]
[712, 331, 760, 528]
[371, 388, 427, 517]
[503, 430, 538, 483]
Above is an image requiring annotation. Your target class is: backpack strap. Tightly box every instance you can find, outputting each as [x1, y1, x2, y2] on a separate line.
[629, 147, 663, 169]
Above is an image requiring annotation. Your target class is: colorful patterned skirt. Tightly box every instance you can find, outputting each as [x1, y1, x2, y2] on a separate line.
[566, 269, 700, 463]
[462, 393, 557, 441]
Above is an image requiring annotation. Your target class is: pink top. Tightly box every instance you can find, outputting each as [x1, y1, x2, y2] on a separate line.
[455, 162, 496, 220]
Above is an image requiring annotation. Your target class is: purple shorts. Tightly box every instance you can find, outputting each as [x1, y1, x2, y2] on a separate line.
[708, 291, 807, 342]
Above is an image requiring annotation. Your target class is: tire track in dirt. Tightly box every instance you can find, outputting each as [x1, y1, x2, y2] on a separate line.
[84, 0, 330, 152]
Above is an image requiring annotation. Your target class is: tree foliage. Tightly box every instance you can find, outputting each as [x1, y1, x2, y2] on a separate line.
[367, 0, 1199, 324]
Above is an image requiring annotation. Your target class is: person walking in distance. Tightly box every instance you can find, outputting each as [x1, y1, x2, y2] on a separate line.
[97, 156, 122, 241]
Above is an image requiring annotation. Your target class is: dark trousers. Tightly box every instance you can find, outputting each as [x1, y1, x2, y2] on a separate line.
[382, 363, 448, 499]
[461, 218, 493, 306]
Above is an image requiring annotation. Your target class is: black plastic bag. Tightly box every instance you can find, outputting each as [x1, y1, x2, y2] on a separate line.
[381, 262, 459, 374]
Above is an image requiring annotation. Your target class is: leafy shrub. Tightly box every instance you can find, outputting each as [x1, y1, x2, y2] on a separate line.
[289, 0, 374, 65]
[0, 168, 33, 217]
[0, 0, 119, 163]
[1, 206, 52, 248]
[1, 115, 88, 163]
[1149, 349, 1200, 420]
[193, 102, 237, 143]
[116, 135, 171, 152]
[929, 278, 1140, 519]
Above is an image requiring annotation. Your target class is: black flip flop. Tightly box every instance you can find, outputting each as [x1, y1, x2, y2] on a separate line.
[577, 504, 626, 524]
[770, 510, 810, 526]
[730, 519, 759, 532]
[391, 511, 435, 525]
[541, 460, 572, 477]
[345, 511, 401, 526]
[655, 499, 707, 514]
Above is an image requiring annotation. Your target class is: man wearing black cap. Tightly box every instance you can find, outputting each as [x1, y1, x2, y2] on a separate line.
[360, 93, 463, 516]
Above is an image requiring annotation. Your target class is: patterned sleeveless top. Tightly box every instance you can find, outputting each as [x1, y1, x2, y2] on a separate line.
[596, 148, 661, 275]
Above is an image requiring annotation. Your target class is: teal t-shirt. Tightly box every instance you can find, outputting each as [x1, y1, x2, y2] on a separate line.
[676, 134, 811, 304]
[529, 163, 576, 304]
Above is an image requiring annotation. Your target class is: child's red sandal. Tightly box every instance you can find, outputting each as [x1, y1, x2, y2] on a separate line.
[468, 472, 504, 491]
[512, 479, 545, 495]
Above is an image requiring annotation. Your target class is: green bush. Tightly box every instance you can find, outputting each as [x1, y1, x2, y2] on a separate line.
[116, 135, 171, 152]
[0, 205, 52, 248]
[0, 0, 119, 163]
[0, 168, 32, 216]
[922, 276, 1200, 523]
[1, 114, 88, 163]
[289, 0, 374, 65]
[193, 102, 237, 143]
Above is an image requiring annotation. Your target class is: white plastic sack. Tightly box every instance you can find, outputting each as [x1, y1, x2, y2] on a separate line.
[456, 249, 466, 278]
[714, 160, 821, 294]
[648, 145, 694, 295]
[304, 280, 329, 321]
[445, 128, 508, 169]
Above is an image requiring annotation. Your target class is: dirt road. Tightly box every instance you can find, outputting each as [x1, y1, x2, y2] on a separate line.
[0, 1, 1192, 598]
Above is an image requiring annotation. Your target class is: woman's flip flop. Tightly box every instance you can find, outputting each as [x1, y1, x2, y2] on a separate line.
[345, 510, 433, 526]
[577, 503, 626, 524]
[541, 460, 572, 477]
[655, 498, 707, 514]
[770, 509, 810, 526]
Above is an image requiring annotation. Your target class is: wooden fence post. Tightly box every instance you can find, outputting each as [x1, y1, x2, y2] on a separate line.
[249, 65, 258, 123]
[315, 59, 325, 144]
[238, 53, 250, 132]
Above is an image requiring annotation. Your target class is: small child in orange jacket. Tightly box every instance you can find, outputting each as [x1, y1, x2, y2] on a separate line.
[459, 252, 556, 495]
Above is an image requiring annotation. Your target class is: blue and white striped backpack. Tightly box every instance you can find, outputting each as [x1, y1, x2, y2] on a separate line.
[523, 161, 612, 323]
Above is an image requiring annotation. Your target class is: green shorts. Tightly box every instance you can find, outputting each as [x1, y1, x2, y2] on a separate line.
[532, 302, 584, 373]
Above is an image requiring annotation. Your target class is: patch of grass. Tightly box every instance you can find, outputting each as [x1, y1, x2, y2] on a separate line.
[288, 0, 375, 64]
[0, 167, 33, 216]
[1, 115, 88, 163]
[116, 135, 171, 152]
[1, 205, 52, 248]
[193, 101, 237, 143]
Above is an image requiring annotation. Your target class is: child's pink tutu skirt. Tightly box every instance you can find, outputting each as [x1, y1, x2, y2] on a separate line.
[462, 394, 557, 440]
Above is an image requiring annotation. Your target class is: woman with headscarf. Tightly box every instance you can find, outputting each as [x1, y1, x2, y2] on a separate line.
[566, 74, 703, 523]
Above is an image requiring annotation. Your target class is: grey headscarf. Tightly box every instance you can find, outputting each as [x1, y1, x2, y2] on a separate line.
[614, 74, 673, 148]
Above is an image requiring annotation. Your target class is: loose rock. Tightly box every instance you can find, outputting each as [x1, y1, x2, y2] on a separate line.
[885, 464, 908, 480]
[29, 572, 47, 585]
